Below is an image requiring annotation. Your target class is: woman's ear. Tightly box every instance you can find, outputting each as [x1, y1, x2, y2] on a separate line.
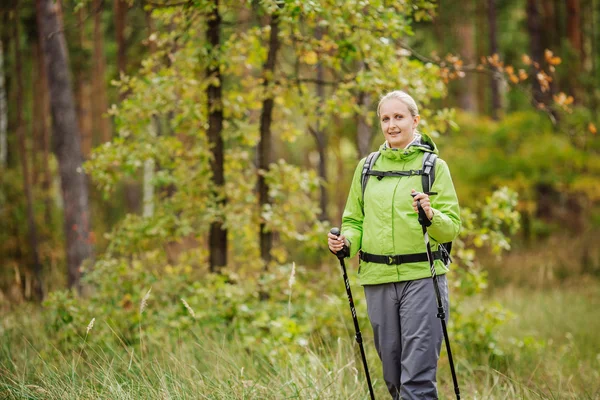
[413, 115, 421, 129]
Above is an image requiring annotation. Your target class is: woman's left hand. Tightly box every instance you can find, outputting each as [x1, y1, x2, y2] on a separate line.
[411, 189, 434, 220]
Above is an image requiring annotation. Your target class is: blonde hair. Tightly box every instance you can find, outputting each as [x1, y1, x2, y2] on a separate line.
[376, 90, 419, 118]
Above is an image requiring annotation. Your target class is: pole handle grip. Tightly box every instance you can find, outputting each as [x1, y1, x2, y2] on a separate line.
[411, 192, 431, 227]
[330, 227, 349, 259]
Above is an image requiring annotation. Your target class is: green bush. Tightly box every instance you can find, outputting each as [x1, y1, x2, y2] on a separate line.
[37, 188, 524, 370]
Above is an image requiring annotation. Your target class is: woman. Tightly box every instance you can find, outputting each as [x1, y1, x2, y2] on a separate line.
[327, 90, 461, 399]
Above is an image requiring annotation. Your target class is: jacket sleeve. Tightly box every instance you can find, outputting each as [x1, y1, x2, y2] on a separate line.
[341, 159, 367, 258]
[428, 158, 461, 243]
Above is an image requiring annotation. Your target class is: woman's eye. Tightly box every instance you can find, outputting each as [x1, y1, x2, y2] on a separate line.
[395, 115, 403, 119]
[382, 117, 389, 122]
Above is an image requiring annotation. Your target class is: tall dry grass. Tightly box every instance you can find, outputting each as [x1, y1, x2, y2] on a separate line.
[1, 279, 599, 399]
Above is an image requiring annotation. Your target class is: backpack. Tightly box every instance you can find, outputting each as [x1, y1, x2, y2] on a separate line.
[360, 151, 453, 265]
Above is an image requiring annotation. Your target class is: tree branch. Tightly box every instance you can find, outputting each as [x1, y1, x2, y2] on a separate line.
[143, 0, 191, 9]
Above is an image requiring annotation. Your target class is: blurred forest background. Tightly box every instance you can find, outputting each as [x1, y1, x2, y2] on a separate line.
[1, 0, 599, 399]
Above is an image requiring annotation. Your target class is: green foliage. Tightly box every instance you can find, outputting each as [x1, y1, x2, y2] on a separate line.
[36, 186, 522, 374]
[263, 160, 329, 263]
[77, 0, 525, 369]
[4, 282, 600, 399]
[10, 2, 596, 396]
[448, 188, 521, 365]
[85, 0, 455, 271]
[439, 111, 600, 235]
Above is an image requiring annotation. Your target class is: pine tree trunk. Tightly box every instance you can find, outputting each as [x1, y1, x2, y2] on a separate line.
[37, 0, 94, 292]
[542, 0, 557, 50]
[14, 7, 44, 301]
[207, 0, 227, 273]
[590, 0, 598, 114]
[0, 39, 7, 169]
[526, 0, 548, 107]
[92, 0, 111, 143]
[488, 0, 501, 119]
[77, 8, 93, 158]
[258, 9, 281, 270]
[35, 41, 53, 228]
[567, 0, 583, 56]
[114, 0, 127, 78]
[32, 42, 42, 186]
[567, 0, 583, 101]
[456, 2, 477, 112]
[475, 0, 487, 115]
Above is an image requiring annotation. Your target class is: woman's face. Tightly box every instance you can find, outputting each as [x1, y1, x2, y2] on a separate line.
[379, 99, 420, 149]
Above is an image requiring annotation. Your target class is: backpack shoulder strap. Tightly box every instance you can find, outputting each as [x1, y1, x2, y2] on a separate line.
[361, 151, 380, 202]
[421, 152, 453, 264]
[421, 152, 437, 193]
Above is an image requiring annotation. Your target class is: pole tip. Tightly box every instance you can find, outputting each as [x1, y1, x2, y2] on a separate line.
[330, 227, 341, 236]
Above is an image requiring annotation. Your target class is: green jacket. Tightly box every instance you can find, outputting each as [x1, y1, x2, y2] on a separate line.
[341, 134, 461, 286]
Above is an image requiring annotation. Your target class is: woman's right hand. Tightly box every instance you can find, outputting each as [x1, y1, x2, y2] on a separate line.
[327, 232, 349, 254]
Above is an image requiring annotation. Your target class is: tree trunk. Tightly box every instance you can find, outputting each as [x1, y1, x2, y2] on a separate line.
[312, 27, 328, 222]
[257, 10, 281, 269]
[0, 39, 7, 169]
[114, 0, 127, 79]
[542, 0, 557, 50]
[552, 0, 564, 60]
[31, 42, 42, 186]
[475, 0, 487, 115]
[356, 91, 374, 159]
[92, 0, 111, 143]
[487, 0, 501, 119]
[567, 0, 583, 57]
[455, 2, 477, 112]
[206, 0, 227, 273]
[143, 10, 157, 218]
[566, 0, 583, 101]
[14, 7, 44, 301]
[591, 0, 598, 114]
[77, 8, 93, 158]
[526, 0, 549, 108]
[119, 1, 141, 214]
[33, 40, 53, 227]
[37, 0, 94, 292]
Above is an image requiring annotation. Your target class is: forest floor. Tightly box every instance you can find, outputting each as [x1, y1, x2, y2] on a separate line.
[1, 277, 599, 399]
[438, 279, 600, 399]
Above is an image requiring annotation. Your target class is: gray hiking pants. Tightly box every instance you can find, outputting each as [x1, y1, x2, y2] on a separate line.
[363, 275, 449, 400]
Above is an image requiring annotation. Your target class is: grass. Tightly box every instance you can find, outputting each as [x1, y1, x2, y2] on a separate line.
[0, 319, 380, 399]
[435, 280, 600, 400]
[1, 280, 599, 399]
[483, 282, 600, 399]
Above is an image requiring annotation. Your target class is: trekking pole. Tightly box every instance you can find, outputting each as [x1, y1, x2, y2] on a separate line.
[411, 192, 461, 400]
[330, 227, 376, 400]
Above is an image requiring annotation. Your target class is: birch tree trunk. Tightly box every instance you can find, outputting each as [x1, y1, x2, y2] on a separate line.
[310, 26, 328, 222]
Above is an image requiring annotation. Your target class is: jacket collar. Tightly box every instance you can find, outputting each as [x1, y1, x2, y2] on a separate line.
[379, 133, 437, 161]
